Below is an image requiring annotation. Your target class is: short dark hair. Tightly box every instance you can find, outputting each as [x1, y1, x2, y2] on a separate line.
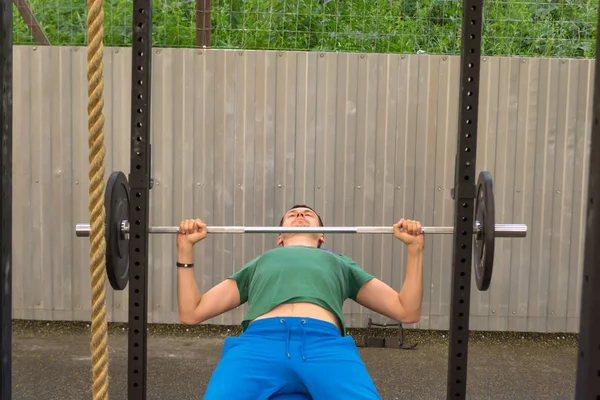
[279, 204, 325, 248]
[279, 204, 324, 227]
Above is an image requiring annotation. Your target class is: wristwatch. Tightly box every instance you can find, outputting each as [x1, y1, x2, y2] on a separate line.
[176, 262, 194, 268]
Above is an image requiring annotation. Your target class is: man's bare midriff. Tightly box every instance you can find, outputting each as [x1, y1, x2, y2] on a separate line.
[252, 302, 342, 332]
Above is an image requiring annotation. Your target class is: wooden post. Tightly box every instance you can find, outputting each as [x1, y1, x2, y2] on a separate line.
[13, 0, 50, 45]
[196, 0, 211, 48]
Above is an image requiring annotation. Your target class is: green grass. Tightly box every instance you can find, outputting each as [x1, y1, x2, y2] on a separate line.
[12, 0, 598, 58]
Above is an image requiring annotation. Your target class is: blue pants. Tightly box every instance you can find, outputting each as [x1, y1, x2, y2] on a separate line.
[203, 317, 381, 400]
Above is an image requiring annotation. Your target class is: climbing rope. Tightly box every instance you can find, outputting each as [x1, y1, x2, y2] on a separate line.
[86, 0, 109, 398]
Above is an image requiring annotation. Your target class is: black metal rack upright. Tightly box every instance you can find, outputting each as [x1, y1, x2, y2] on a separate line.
[574, 4, 600, 399]
[0, 0, 12, 398]
[446, 1, 484, 397]
[128, 1, 153, 398]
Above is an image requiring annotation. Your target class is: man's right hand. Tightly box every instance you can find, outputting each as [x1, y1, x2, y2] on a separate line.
[177, 218, 207, 248]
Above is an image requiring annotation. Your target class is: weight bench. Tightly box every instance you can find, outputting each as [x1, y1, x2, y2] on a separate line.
[357, 317, 417, 350]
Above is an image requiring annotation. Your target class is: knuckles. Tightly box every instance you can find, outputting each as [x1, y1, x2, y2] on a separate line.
[393, 219, 423, 237]
[177, 218, 207, 238]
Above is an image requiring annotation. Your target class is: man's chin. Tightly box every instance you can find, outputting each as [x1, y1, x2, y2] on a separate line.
[291, 221, 310, 226]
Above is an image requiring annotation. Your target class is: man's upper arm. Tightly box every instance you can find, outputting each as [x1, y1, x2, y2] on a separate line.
[342, 256, 416, 323]
[193, 278, 242, 323]
[355, 278, 414, 323]
[341, 255, 375, 300]
[192, 256, 259, 323]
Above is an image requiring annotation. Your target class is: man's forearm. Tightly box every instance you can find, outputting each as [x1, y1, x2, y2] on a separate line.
[397, 246, 424, 318]
[177, 245, 202, 321]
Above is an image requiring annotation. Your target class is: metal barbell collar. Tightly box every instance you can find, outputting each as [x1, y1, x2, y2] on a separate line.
[75, 221, 527, 238]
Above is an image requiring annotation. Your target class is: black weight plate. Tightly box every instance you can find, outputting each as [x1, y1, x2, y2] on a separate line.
[105, 171, 130, 290]
[474, 171, 495, 291]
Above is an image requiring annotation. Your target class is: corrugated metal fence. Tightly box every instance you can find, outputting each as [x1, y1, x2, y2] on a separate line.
[11, 46, 593, 332]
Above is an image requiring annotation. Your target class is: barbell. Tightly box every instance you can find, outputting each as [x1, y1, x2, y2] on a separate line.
[75, 223, 527, 237]
[74, 170, 528, 292]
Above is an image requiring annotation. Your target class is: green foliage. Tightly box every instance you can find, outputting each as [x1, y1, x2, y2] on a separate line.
[12, 0, 598, 58]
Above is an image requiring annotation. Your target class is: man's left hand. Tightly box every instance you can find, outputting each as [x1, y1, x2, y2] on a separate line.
[393, 218, 425, 250]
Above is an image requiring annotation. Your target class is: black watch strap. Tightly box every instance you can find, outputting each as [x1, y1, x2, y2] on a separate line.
[176, 262, 194, 268]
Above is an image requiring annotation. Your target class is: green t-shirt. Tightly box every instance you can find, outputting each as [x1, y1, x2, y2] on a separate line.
[229, 245, 375, 335]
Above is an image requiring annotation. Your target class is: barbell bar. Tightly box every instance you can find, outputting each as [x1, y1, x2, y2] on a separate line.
[75, 222, 527, 238]
[75, 170, 528, 293]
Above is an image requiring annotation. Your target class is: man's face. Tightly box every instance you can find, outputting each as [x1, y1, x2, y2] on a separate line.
[281, 207, 320, 227]
[278, 206, 325, 247]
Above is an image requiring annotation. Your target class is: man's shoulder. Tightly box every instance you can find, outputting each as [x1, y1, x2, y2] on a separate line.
[320, 248, 360, 266]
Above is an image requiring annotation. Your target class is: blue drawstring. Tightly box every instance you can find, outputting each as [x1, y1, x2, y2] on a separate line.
[300, 319, 306, 361]
[280, 318, 307, 361]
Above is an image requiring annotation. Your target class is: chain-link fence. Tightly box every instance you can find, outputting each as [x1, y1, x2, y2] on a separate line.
[12, 0, 598, 58]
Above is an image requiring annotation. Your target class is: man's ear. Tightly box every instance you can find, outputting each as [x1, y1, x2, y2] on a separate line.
[277, 234, 284, 246]
[319, 234, 325, 245]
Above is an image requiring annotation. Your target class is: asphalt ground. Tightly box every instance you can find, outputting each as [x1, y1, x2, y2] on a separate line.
[9, 320, 578, 399]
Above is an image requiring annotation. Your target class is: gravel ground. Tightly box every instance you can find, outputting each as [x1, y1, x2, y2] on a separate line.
[9, 320, 579, 400]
